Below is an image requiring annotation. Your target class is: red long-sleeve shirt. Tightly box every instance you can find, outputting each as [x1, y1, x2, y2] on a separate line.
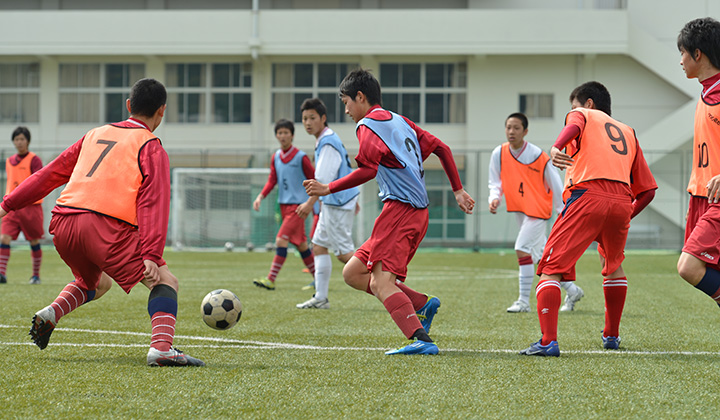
[259, 146, 315, 198]
[0, 118, 169, 264]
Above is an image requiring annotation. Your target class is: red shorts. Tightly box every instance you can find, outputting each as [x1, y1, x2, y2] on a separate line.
[354, 200, 428, 281]
[538, 189, 632, 281]
[49, 212, 165, 294]
[276, 204, 308, 246]
[1, 204, 44, 240]
[683, 203, 720, 266]
[685, 195, 710, 242]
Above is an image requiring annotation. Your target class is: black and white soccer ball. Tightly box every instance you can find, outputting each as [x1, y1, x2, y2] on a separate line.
[201, 289, 242, 330]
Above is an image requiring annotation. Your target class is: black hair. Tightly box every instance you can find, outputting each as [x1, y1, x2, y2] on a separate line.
[129, 78, 167, 118]
[505, 112, 528, 130]
[11, 126, 30, 143]
[570, 81, 612, 116]
[677, 17, 720, 70]
[274, 118, 295, 135]
[338, 68, 382, 106]
[300, 98, 329, 127]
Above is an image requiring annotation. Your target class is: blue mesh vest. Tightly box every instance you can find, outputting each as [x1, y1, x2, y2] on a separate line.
[315, 131, 359, 207]
[358, 112, 429, 209]
[274, 149, 310, 204]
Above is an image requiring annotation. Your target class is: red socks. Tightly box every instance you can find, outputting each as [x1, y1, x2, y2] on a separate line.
[0, 244, 9, 276]
[383, 292, 423, 339]
[31, 244, 42, 277]
[603, 277, 628, 338]
[394, 281, 428, 311]
[267, 247, 287, 282]
[51, 282, 89, 323]
[150, 312, 176, 352]
[536, 279, 561, 345]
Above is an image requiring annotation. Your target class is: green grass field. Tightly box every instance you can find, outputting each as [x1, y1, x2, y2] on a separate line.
[1, 248, 719, 419]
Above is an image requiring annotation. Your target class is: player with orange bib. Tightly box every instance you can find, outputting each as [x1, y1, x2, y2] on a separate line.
[520, 81, 656, 357]
[0, 127, 44, 285]
[0, 78, 204, 366]
[675, 18, 720, 311]
[488, 113, 584, 313]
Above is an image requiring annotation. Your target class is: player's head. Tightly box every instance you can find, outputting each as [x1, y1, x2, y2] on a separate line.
[300, 98, 328, 127]
[11, 126, 30, 144]
[504, 113, 528, 146]
[129, 78, 167, 118]
[274, 118, 294, 136]
[274, 118, 294, 150]
[339, 69, 382, 106]
[677, 17, 720, 71]
[569, 81, 612, 116]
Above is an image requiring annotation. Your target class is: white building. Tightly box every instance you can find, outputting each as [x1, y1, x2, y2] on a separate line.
[0, 0, 716, 249]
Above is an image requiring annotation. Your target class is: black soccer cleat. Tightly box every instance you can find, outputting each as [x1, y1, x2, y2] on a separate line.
[29, 305, 57, 350]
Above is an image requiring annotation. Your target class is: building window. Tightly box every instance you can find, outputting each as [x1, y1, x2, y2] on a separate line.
[271, 63, 358, 123]
[380, 63, 466, 124]
[165, 63, 252, 124]
[0, 63, 40, 123]
[59, 63, 145, 123]
[424, 155, 467, 241]
[519, 93, 554, 118]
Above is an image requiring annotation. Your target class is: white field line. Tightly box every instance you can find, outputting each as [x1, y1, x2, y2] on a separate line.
[1, 324, 717, 356]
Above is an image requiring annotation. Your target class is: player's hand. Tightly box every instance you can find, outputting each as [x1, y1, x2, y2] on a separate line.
[303, 179, 330, 197]
[454, 189, 475, 214]
[707, 174, 720, 203]
[252, 195, 262, 211]
[355, 202, 361, 215]
[489, 198, 500, 214]
[142, 260, 160, 286]
[296, 201, 311, 219]
[550, 146, 573, 170]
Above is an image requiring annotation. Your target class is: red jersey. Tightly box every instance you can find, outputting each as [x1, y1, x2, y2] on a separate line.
[0, 118, 169, 265]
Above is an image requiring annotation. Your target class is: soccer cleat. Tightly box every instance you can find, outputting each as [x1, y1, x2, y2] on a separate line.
[416, 295, 441, 333]
[29, 305, 57, 350]
[301, 280, 315, 291]
[147, 347, 205, 367]
[253, 277, 275, 290]
[506, 300, 531, 313]
[0, 274, 6, 284]
[385, 339, 439, 355]
[296, 296, 330, 309]
[519, 340, 560, 357]
[602, 335, 621, 350]
[29, 276, 41, 285]
[560, 286, 584, 312]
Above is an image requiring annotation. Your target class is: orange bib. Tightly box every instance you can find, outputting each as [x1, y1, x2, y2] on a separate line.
[6, 152, 42, 205]
[687, 97, 720, 197]
[499, 143, 553, 219]
[564, 108, 637, 189]
[56, 124, 160, 226]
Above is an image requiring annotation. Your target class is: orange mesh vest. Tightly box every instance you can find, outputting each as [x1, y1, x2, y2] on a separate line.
[687, 97, 720, 197]
[6, 152, 42, 205]
[564, 108, 637, 189]
[56, 124, 159, 226]
[499, 143, 553, 219]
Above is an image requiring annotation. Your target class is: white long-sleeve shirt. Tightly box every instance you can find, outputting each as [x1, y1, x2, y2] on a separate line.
[488, 140, 564, 215]
[315, 127, 357, 211]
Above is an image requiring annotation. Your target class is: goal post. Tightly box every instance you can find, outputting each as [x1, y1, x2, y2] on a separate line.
[171, 167, 280, 250]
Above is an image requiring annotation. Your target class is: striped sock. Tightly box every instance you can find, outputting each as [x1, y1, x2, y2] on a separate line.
[383, 292, 424, 339]
[603, 277, 628, 338]
[300, 248, 315, 276]
[0, 244, 10, 276]
[50, 282, 91, 323]
[31, 244, 42, 277]
[694, 267, 720, 307]
[148, 284, 178, 352]
[536, 279, 561, 345]
[267, 247, 287, 282]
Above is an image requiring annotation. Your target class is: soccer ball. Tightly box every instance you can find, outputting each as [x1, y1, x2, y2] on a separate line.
[246, 241, 254, 252]
[224, 241, 234, 252]
[201, 289, 242, 330]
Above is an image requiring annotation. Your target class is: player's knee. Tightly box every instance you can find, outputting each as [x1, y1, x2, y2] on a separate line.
[677, 254, 704, 284]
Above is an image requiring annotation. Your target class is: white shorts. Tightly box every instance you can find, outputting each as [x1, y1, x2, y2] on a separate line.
[514, 213, 548, 264]
[312, 205, 355, 256]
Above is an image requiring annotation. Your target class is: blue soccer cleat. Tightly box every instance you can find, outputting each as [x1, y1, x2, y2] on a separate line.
[519, 340, 560, 357]
[602, 335, 621, 350]
[416, 296, 441, 333]
[385, 339, 439, 355]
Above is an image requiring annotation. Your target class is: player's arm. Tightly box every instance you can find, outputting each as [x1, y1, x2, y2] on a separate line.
[296, 153, 320, 219]
[136, 140, 170, 267]
[629, 143, 658, 218]
[253, 152, 278, 211]
[551, 113, 584, 170]
[487, 146, 503, 214]
[0, 137, 83, 216]
[543, 160, 565, 214]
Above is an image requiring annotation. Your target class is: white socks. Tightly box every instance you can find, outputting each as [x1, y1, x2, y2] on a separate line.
[518, 263, 534, 304]
[314, 254, 332, 301]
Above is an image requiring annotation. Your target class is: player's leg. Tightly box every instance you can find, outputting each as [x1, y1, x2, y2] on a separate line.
[296, 238, 315, 276]
[22, 204, 45, 284]
[343, 255, 372, 293]
[0, 233, 10, 283]
[509, 215, 546, 313]
[296, 243, 331, 309]
[678, 252, 720, 306]
[601, 264, 627, 350]
[29, 239, 42, 284]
